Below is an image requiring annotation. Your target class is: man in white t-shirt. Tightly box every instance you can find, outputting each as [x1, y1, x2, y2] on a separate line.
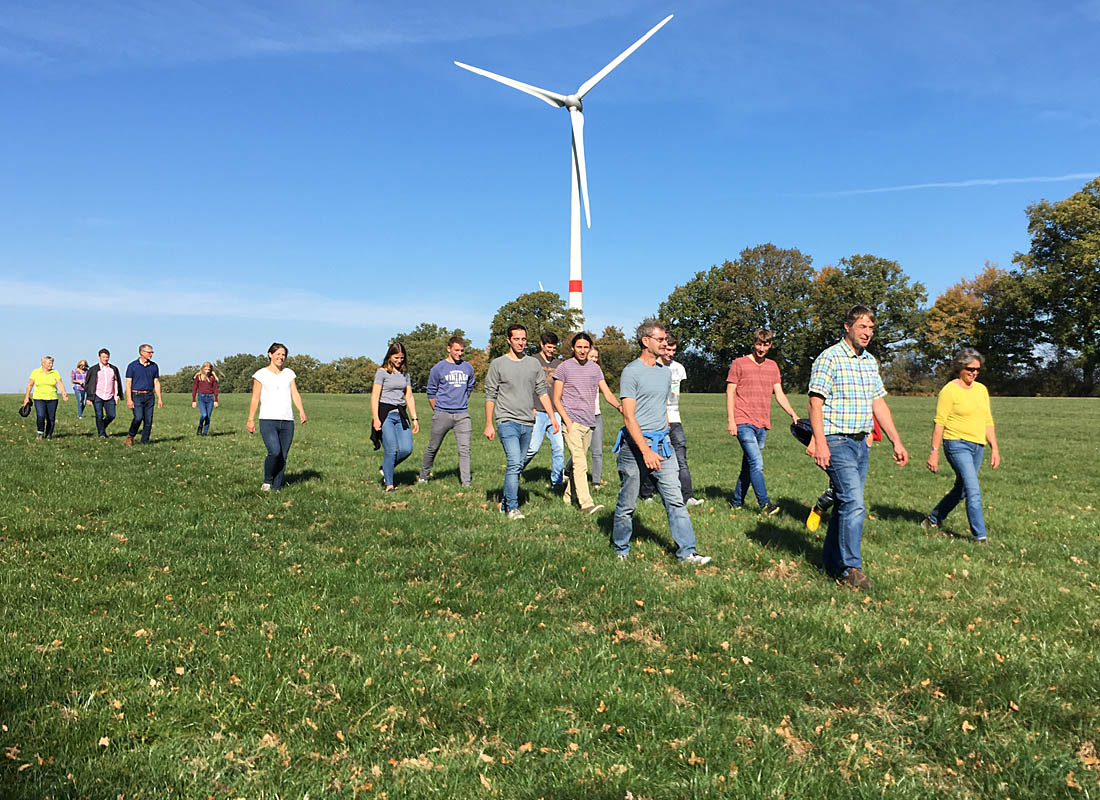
[639, 333, 703, 506]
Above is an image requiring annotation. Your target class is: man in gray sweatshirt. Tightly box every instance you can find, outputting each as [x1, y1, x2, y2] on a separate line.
[484, 325, 557, 519]
[419, 336, 477, 487]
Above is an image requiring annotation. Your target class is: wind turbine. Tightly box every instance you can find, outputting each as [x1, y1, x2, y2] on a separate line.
[455, 14, 674, 314]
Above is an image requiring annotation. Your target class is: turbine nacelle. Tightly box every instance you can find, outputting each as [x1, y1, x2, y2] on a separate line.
[564, 95, 582, 111]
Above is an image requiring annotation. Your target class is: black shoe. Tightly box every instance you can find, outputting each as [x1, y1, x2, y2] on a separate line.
[761, 502, 780, 516]
[197, 423, 204, 435]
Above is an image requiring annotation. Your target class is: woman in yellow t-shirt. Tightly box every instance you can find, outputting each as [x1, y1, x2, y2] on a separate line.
[923, 348, 1001, 542]
[23, 356, 69, 439]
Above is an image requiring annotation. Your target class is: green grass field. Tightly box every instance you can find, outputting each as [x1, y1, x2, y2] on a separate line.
[1, 392, 1098, 799]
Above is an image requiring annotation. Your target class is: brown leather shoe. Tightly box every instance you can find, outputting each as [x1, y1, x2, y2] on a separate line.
[124, 435, 134, 447]
[839, 567, 873, 591]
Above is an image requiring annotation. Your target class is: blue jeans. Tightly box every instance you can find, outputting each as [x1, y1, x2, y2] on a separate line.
[523, 410, 565, 485]
[92, 396, 116, 437]
[73, 387, 86, 418]
[498, 420, 534, 511]
[612, 438, 699, 559]
[33, 399, 58, 438]
[196, 394, 215, 434]
[732, 424, 769, 507]
[929, 439, 986, 539]
[259, 419, 295, 490]
[822, 434, 870, 577]
[127, 393, 155, 443]
[380, 409, 414, 486]
[639, 422, 694, 501]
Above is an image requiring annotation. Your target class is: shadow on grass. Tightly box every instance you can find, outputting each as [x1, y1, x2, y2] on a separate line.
[868, 503, 926, 525]
[595, 506, 677, 556]
[698, 484, 732, 503]
[484, 488, 531, 510]
[744, 518, 823, 565]
[284, 469, 323, 487]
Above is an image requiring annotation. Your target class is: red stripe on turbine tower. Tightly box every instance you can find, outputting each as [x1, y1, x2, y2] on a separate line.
[569, 280, 582, 292]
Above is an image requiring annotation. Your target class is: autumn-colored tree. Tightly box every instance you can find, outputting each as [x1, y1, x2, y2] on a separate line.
[919, 262, 1034, 393]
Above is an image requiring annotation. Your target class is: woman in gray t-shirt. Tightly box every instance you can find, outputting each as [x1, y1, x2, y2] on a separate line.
[371, 341, 420, 491]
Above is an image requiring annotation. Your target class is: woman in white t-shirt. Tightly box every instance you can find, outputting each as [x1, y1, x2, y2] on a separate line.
[246, 342, 307, 492]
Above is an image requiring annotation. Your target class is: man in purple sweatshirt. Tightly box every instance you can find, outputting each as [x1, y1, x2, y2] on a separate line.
[419, 336, 477, 487]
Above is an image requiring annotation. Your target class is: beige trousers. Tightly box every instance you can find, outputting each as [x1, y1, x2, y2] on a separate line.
[562, 423, 594, 509]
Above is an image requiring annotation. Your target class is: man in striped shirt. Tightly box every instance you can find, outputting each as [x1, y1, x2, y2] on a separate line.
[808, 305, 908, 591]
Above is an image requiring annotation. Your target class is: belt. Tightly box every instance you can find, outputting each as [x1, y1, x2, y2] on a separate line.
[132, 390, 152, 394]
[829, 431, 867, 440]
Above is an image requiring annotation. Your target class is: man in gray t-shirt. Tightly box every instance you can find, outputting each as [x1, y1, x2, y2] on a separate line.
[611, 319, 711, 565]
[484, 325, 557, 519]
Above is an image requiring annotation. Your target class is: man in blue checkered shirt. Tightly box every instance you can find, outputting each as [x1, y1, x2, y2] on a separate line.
[808, 305, 908, 591]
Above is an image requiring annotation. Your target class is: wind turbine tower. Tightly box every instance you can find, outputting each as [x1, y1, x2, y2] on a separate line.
[455, 14, 674, 314]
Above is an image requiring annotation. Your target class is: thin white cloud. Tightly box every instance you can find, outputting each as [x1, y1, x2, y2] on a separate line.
[0, 278, 491, 333]
[0, 0, 648, 67]
[816, 172, 1099, 197]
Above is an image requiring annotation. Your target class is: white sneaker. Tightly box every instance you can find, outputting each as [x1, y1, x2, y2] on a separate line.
[685, 497, 705, 507]
[261, 483, 272, 492]
[616, 552, 630, 561]
[680, 553, 712, 565]
[417, 478, 429, 484]
[507, 509, 525, 520]
[583, 504, 604, 515]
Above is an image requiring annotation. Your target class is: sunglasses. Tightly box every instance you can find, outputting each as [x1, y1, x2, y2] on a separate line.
[962, 366, 980, 373]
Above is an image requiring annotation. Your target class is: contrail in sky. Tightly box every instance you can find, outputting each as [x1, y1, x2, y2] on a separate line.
[820, 172, 1099, 196]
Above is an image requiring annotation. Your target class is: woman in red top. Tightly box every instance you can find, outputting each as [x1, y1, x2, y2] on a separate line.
[191, 362, 220, 435]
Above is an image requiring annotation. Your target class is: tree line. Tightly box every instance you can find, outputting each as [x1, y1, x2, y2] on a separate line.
[164, 177, 1098, 397]
[659, 176, 1099, 396]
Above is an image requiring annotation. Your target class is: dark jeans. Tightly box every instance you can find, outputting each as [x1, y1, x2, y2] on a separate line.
[196, 394, 215, 434]
[33, 399, 58, 438]
[639, 422, 693, 501]
[259, 419, 295, 490]
[92, 396, 117, 437]
[128, 393, 155, 443]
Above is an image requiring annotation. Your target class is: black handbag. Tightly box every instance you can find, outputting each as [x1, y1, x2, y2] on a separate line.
[19, 400, 32, 418]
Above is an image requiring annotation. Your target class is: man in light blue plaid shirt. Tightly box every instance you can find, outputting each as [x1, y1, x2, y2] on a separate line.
[808, 305, 908, 591]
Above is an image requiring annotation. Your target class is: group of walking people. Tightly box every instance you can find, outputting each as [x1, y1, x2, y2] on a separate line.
[24, 304, 1001, 590]
[23, 346, 220, 444]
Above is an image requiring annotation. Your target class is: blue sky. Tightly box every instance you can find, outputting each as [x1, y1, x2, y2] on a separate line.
[2, 0, 1098, 390]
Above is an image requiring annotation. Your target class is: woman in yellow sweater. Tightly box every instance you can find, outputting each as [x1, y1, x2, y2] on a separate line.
[923, 348, 1001, 542]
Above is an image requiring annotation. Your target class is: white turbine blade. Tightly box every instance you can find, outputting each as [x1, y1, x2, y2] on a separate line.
[570, 108, 591, 228]
[577, 14, 674, 99]
[454, 61, 567, 108]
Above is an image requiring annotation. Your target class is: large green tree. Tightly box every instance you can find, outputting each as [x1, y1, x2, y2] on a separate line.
[213, 353, 269, 393]
[487, 291, 582, 359]
[593, 325, 635, 393]
[1013, 177, 1100, 394]
[391, 323, 469, 391]
[806, 254, 927, 382]
[659, 244, 816, 386]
